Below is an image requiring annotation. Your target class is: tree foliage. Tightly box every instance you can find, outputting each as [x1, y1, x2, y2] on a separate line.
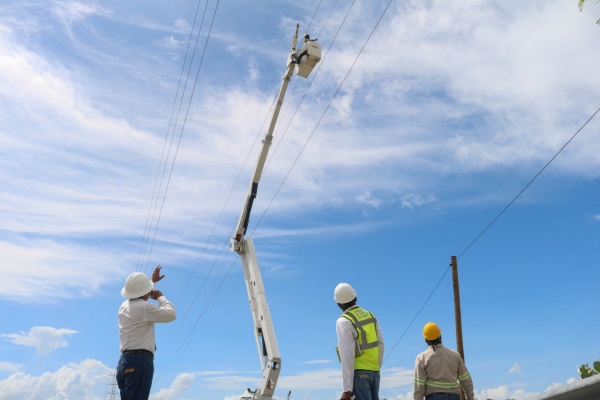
[578, 0, 600, 24]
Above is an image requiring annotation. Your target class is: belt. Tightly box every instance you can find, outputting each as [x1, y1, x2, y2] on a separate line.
[425, 394, 459, 399]
[122, 349, 154, 357]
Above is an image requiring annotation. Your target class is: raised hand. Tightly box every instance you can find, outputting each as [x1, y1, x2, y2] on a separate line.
[151, 265, 165, 283]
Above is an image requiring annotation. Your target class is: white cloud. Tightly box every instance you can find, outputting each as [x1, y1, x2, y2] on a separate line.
[472, 378, 578, 400]
[2, 0, 600, 308]
[357, 192, 384, 209]
[0, 359, 112, 400]
[154, 36, 183, 51]
[302, 360, 332, 365]
[0, 362, 23, 374]
[1, 326, 78, 355]
[0, 239, 125, 303]
[52, 2, 112, 28]
[474, 386, 539, 400]
[0, 359, 196, 400]
[400, 194, 437, 209]
[594, 214, 600, 220]
[379, 367, 413, 389]
[248, 57, 260, 83]
[173, 18, 190, 34]
[150, 372, 195, 400]
[276, 369, 341, 390]
[508, 362, 522, 374]
[202, 367, 411, 392]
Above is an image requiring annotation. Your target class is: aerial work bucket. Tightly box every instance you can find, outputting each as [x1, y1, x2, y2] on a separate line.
[296, 37, 322, 78]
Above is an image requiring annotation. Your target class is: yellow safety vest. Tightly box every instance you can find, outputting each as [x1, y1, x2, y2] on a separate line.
[341, 307, 380, 371]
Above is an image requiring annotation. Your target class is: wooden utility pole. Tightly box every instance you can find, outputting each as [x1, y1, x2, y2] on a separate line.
[451, 255, 466, 400]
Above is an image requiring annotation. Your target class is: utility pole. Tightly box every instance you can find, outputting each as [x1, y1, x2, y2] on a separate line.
[451, 255, 466, 400]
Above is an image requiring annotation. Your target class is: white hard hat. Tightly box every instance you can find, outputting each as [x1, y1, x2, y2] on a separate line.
[334, 283, 356, 304]
[121, 272, 154, 299]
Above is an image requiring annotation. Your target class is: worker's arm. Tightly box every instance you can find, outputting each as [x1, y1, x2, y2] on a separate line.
[376, 323, 384, 368]
[144, 290, 176, 323]
[458, 359, 474, 400]
[336, 317, 357, 393]
[413, 355, 427, 400]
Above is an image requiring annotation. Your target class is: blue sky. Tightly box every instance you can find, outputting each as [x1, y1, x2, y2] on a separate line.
[0, 0, 599, 399]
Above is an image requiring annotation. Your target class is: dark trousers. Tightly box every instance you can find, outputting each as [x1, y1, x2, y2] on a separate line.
[425, 393, 460, 400]
[116, 352, 154, 400]
[353, 370, 380, 400]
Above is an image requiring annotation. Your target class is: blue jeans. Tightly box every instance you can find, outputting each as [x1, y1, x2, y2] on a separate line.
[353, 370, 380, 400]
[116, 352, 154, 400]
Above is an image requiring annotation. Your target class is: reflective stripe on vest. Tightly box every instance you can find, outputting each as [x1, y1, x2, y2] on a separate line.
[341, 307, 380, 371]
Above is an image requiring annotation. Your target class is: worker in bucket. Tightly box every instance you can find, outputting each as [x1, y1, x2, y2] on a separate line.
[413, 322, 474, 400]
[334, 283, 384, 400]
[117, 265, 177, 400]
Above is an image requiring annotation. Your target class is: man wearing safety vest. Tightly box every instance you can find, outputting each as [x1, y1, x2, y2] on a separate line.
[413, 322, 474, 400]
[334, 283, 385, 400]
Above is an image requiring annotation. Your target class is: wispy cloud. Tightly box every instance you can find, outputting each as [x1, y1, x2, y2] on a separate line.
[199, 367, 411, 391]
[154, 36, 183, 51]
[1, 326, 78, 354]
[2, 0, 600, 307]
[400, 194, 437, 209]
[0, 361, 23, 374]
[508, 362, 522, 374]
[173, 18, 190, 34]
[594, 214, 600, 221]
[52, 1, 112, 26]
[302, 359, 331, 365]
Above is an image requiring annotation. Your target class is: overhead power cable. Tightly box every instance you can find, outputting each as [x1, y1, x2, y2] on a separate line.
[142, 0, 222, 274]
[155, 225, 235, 361]
[136, 0, 208, 271]
[251, 0, 395, 234]
[262, 0, 352, 177]
[155, 256, 239, 384]
[166, 90, 280, 309]
[383, 105, 600, 363]
[305, 0, 323, 34]
[152, 0, 329, 371]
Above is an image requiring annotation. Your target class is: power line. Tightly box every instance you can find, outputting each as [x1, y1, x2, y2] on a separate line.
[153, 0, 329, 355]
[152, 1, 332, 383]
[261, 0, 354, 178]
[155, 256, 239, 384]
[136, 0, 208, 270]
[167, 89, 280, 309]
[155, 227, 234, 361]
[383, 105, 600, 362]
[143, 0, 222, 273]
[305, 0, 323, 34]
[456, 106, 600, 260]
[252, 0, 395, 234]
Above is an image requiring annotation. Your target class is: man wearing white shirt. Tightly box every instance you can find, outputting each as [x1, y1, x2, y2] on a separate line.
[335, 283, 384, 400]
[117, 265, 177, 400]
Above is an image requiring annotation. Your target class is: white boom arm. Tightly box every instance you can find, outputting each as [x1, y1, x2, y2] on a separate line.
[230, 24, 321, 400]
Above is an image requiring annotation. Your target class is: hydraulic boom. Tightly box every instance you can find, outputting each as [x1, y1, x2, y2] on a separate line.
[230, 24, 321, 400]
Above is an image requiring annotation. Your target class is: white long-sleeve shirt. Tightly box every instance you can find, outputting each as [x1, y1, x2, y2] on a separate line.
[118, 296, 176, 354]
[336, 306, 384, 392]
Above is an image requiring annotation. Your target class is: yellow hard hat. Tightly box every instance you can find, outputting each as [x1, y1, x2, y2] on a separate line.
[423, 322, 441, 340]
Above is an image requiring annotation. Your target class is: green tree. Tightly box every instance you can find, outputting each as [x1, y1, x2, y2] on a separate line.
[578, 0, 600, 24]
